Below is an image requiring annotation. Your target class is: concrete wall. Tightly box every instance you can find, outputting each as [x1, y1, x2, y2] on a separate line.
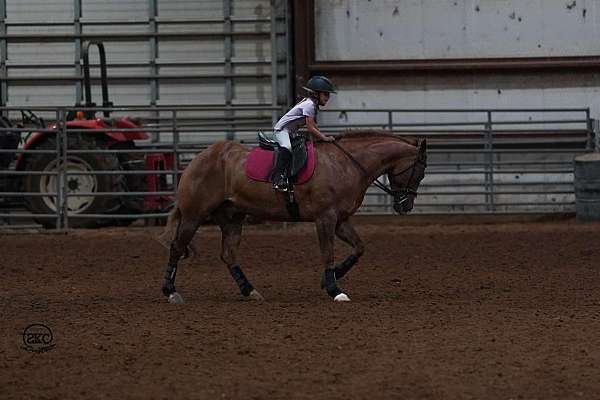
[315, 0, 598, 60]
[319, 71, 600, 125]
[311, 0, 596, 213]
[312, 1, 600, 121]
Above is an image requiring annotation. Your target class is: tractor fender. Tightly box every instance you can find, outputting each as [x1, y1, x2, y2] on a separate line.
[66, 117, 149, 142]
[16, 117, 148, 169]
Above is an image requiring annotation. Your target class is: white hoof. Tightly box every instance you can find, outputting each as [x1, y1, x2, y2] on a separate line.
[334, 293, 351, 302]
[168, 292, 184, 304]
[247, 289, 264, 301]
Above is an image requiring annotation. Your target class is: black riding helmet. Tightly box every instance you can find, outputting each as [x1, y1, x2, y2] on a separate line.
[303, 75, 337, 94]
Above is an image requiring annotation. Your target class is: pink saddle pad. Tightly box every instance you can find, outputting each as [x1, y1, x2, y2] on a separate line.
[245, 141, 316, 185]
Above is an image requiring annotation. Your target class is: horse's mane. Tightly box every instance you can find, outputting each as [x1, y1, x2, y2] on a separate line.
[334, 129, 419, 146]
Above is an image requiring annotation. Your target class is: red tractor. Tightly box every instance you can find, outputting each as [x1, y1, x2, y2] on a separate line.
[0, 41, 174, 228]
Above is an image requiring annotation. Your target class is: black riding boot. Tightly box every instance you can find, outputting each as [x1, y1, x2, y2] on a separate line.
[271, 147, 292, 191]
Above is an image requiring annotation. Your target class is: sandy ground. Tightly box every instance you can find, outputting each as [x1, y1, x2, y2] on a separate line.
[1, 215, 600, 400]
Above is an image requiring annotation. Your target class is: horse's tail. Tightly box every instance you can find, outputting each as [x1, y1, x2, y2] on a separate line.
[156, 206, 181, 250]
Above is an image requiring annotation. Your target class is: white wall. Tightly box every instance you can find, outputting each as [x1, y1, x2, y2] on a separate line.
[312, 1, 596, 213]
[312, 1, 600, 121]
[318, 71, 600, 126]
[315, 0, 599, 61]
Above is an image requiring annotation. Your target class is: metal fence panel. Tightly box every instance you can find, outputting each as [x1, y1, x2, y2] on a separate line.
[1, 105, 596, 230]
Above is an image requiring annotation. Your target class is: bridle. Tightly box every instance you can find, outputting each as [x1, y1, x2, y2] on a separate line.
[388, 160, 425, 206]
[332, 140, 425, 205]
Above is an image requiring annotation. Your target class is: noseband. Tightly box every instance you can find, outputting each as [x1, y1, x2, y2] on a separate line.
[332, 141, 424, 203]
[388, 160, 424, 206]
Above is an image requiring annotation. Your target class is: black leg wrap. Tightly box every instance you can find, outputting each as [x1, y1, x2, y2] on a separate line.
[162, 264, 177, 297]
[323, 269, 342, 298]
[229, 265, 254, 297]
[334, 254, 359, 280]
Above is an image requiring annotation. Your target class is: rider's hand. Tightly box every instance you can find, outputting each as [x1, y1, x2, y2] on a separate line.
[322, 136, 335, 142]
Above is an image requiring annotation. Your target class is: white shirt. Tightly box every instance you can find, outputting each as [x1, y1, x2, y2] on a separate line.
[273, 98, 318, 136]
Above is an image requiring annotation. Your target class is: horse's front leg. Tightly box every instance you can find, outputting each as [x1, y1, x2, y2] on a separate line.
[315, 212, 350, 302]
[333, 219, 364, 281]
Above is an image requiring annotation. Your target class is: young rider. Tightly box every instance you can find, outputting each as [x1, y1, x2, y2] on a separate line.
[270, 75, 337, 191]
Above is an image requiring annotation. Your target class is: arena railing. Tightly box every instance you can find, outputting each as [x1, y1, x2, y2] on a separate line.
[0, 105, 280, 229]
[319, 107, 594, 214]
[0, 106, 596, 229]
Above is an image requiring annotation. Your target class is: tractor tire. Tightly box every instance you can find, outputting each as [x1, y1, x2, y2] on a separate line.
[22, 134, 123, 228]
[114, 141, 146, 215]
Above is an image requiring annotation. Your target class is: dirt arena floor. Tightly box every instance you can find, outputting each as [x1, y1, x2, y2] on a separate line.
[2, 215, 600, 400]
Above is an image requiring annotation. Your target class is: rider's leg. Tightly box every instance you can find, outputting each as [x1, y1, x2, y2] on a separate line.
[271, 148, 291, 190]
[271, 129, 292, 191]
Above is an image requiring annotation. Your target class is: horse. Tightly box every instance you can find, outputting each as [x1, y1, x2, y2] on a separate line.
[158, 129, 427, 303]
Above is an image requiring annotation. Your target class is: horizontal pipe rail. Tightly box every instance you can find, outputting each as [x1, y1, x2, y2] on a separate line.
[4, 73, 280, 83]
[4, 18, 276, 26]
[0, 31, 273, 41]
[67, 213, 169, 219]
[410, 191, 574, 195]
[1, 192, 59, 197]
[0, 170, 58, 175]
[423, 181, 573, 186]
[64, 191, 174, 196]
[322, 107, 590, 113]
[0, 213, 58, 218]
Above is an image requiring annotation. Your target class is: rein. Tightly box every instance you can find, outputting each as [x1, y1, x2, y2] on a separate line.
[332, 140, 420, 201]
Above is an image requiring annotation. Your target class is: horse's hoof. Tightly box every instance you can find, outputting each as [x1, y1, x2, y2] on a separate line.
[168, 292, 185, 304]
[334, 293, 351, 302]
[247, 289, 264, 301]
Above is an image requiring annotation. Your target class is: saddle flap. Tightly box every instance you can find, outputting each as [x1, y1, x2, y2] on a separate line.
[245, 140, 316, 185]
[256, 131, 307, 177]
[289, 137, 308, 177]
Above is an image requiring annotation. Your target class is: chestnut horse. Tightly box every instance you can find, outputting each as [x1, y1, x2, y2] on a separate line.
[159, 130, 427, 303]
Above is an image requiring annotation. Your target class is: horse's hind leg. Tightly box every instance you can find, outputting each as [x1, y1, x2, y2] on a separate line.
[212, 209, 263, 301]
[333, 219, 364, 280]
[162, 215, 201, 303]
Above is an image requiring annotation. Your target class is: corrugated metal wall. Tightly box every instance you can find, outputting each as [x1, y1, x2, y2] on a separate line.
[1, 0, 290, 110]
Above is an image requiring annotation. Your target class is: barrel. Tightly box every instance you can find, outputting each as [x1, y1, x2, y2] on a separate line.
[574, 153, 600, 222]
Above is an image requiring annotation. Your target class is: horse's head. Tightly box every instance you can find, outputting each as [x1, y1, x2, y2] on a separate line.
[387, 138, 427, 214]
